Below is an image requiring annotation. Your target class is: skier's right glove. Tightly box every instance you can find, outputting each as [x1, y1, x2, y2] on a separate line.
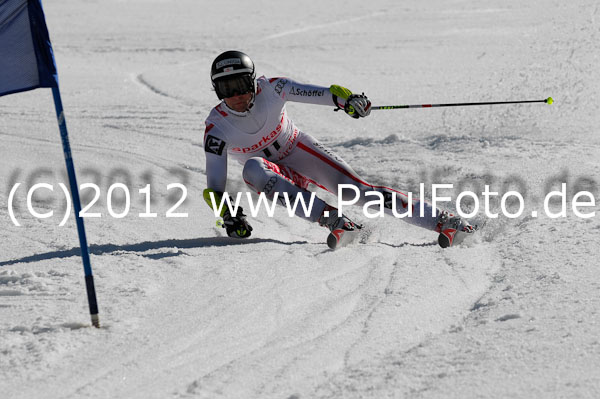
[222, 207, 253, 238]
[203, 188, 253, 238]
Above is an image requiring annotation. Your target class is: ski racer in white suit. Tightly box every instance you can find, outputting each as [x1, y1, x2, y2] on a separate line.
[203, 51, 473, 248]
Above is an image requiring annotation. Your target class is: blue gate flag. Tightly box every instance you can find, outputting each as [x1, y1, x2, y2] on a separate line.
[0, 0, 100, 328]
[0, 0, 58, 96]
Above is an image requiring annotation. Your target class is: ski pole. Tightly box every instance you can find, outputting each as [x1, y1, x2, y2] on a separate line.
[371, 97, 553, 110]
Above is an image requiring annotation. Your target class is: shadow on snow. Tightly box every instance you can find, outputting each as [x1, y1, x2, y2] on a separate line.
[0, 237, 310, 267]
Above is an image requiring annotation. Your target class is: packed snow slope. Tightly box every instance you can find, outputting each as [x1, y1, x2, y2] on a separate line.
[1, 0, 599, 398]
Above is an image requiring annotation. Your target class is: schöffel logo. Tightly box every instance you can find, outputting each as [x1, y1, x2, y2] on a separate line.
[216, 58, 241, 69]
[205, 135, 226, 155]
[289, 86, 324, 97]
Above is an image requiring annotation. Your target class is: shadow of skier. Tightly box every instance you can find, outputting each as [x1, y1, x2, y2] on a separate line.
[0, 237, 310, 267]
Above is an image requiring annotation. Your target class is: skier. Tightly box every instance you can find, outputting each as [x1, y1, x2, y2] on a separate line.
[203, 50, 474, 248]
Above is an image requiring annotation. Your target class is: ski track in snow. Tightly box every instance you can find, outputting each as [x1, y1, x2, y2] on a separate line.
[257, 12, 386, 42]
[2, 0, 600, 398]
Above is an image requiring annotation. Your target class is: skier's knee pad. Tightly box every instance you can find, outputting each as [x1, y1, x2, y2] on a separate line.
[242, 157, 270, 188]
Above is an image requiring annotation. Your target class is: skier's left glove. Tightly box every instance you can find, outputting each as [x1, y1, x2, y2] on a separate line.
[222, 207, 253, 238]
[329, 85, 371, 119]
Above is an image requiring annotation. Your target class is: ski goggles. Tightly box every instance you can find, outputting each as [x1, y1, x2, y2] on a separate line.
[214, 74, 254, 99]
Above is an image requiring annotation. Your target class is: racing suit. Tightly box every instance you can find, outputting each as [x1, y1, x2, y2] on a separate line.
[203, 76, 441, 230]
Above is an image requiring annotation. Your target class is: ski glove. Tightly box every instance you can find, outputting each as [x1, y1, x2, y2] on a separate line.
[344, 93, 372, 119]
[222, 207, 253, 238]
[203, 188, 252, 239]
[329, 85, 371, 119]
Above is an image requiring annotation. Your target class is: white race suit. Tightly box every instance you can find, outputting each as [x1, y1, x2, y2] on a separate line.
[203, 76, 442, 231]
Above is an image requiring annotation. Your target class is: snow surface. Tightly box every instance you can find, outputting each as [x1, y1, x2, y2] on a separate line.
[1, 0, 599, 398]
